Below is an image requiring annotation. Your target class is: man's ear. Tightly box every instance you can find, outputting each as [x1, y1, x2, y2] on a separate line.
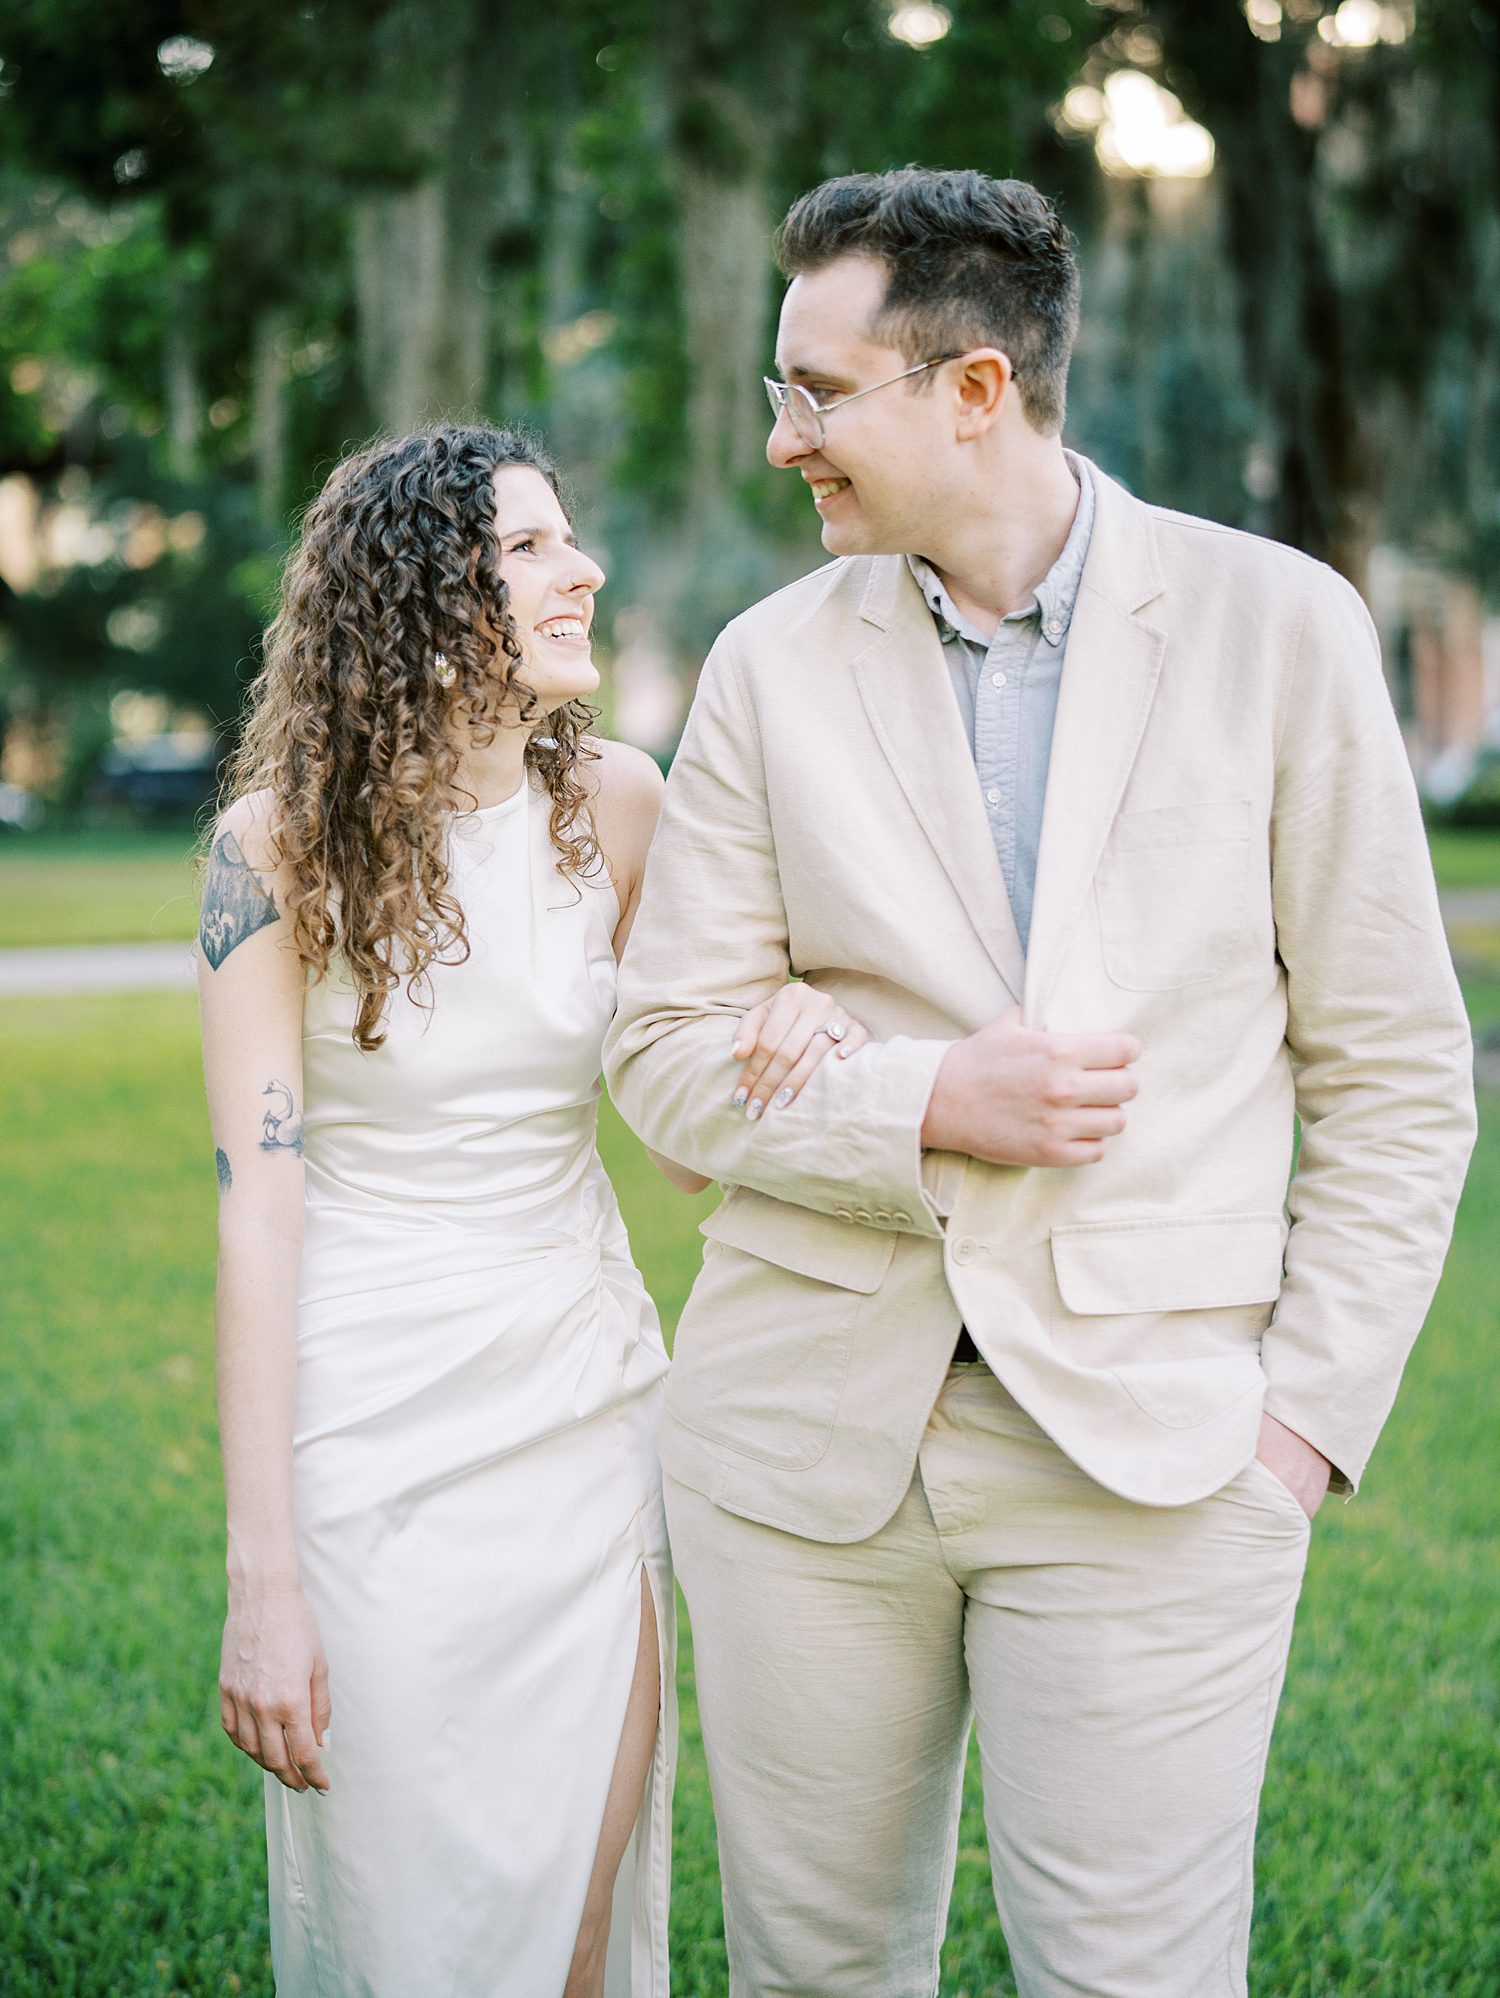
[953, 350, 1017, 441]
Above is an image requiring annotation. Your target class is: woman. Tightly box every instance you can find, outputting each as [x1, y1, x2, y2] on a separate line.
[197, 423, 867, 1997]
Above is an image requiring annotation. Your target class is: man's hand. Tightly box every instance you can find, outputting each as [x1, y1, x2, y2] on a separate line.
[1255, 1412, 1332, 1521]
[921, 1006, 1140, 1166]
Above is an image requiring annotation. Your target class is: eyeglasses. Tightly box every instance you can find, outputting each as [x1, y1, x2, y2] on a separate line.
[763, 351, 1016, 452]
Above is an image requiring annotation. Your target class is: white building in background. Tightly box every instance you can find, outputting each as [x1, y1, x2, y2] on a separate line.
[1365, 548, 1500, 799]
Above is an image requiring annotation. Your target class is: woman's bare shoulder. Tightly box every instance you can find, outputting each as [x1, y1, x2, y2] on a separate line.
[580, 737, 665, 899]
[208, 787, 282, 876]
[583, 737, 664, 848]
[583, 735, 666, 810]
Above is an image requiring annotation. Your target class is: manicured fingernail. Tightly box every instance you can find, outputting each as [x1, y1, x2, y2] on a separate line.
[730, 1089, 747, 1109]
[746, 1099, 764, 1120]
[837, 1044, 854, 1059]
[774, 1087, 793, 1108]
[731, 1042, 746, 1059]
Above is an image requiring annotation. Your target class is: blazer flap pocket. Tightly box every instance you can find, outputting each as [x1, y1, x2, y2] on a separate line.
[1051, 1214, 1285, 1315]
[701, 1188, 897, 1294]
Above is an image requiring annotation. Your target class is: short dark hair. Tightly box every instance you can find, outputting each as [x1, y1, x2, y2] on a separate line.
[775, 167, 1080, 435]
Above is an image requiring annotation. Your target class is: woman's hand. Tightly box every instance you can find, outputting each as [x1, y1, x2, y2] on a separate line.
[220, 1579, 333, 1794]
[731, 984, 871, 1120]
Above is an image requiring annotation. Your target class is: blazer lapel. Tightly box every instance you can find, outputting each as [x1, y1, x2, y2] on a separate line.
[851, 557, 1026, 1003]
[1024, 470, 1167, 1026]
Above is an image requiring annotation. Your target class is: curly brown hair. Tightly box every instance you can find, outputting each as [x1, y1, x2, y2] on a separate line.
[222, 423, 601, 1050]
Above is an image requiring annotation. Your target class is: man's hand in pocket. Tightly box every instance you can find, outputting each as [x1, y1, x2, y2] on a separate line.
[1256, 1412, 1332, 1521]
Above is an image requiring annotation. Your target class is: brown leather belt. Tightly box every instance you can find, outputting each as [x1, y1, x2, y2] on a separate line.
[952, 1324, 983, 1365]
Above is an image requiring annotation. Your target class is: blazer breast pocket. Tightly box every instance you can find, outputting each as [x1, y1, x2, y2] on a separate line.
[1095, 798, 1252, 991]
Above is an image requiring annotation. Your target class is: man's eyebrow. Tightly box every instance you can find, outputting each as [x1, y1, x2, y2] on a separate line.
[777, 360, 853, 388]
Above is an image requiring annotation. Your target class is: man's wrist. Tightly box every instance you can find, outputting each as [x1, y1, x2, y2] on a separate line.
[920, 1044, 959, 1152]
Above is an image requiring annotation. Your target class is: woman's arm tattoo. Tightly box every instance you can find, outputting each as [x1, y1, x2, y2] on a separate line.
[215, 1147, 233, 1193]
[200, 830, 278, 969]
[259, 1080, 304, 1157]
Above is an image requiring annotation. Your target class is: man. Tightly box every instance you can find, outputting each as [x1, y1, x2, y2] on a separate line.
[603, 168, 1475, 1997]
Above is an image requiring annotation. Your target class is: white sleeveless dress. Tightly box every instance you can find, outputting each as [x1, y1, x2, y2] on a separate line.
[266, 777, 674, 1997]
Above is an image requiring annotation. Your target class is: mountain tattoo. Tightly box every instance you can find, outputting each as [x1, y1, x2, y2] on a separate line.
[199, 829, 278, 970]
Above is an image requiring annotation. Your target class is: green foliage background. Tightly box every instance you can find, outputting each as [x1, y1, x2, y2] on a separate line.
[2, 0, 1497, 795]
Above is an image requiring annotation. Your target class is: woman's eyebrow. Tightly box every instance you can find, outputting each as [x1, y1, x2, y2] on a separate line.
[503, 525, 579, 547]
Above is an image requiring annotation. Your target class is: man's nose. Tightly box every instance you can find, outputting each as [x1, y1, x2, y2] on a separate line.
[766, 405, 809, 470]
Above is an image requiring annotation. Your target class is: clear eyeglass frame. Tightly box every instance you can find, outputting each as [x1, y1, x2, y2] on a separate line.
[762, 350, 1017, 451]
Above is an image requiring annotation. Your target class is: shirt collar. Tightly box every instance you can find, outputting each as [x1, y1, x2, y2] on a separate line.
[906, 449, 1096, 652]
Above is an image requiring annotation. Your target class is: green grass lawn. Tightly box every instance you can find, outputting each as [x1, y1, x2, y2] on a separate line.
[1426, 827, 1500, 889]
[2, 989, 1497, 1995]
[3, 824, 1499, 954]
[0, 830, 202, 949]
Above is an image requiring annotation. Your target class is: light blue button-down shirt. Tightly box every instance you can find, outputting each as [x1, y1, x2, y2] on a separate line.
[906, 451, 1095, 953]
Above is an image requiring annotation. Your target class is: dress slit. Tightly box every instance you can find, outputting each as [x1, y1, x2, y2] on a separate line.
[605, 1542, 674, 1997]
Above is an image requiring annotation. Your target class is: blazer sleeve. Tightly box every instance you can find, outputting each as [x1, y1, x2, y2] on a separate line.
[603, 625, 949, 1237]
[1263, 564, 1476, 1491]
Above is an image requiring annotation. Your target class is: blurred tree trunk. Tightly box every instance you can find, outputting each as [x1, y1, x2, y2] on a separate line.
[351, 8, 511, 433]
[352, 168, 493, 431]
[541, 49, 586, 346]
[354, 179, 470, 431]
[533, 45, 593, 453]
[673, 85, 777, 507]
[1115, 176, 1165, 501]
[1146, 0, 1376, 592]
[657, 2, 805, 530]
[251, 307, 290, 528]
[163, 283, 203, 482]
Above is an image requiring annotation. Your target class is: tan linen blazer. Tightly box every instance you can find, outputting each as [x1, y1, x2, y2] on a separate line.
[603, 463, 1476, 1540]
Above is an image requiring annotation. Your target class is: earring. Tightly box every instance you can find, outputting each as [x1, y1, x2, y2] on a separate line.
[434, 651, 456, 688]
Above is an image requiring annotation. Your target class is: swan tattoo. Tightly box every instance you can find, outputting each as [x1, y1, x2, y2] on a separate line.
[260, 1079, 305, 1157]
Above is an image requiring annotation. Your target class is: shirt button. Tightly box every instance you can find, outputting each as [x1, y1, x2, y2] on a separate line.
[991, 671, 1006, 689]
[1046, 618, 1063, 637]
[953, 1237, 977, 1263]
[985, 788, 1001, 805]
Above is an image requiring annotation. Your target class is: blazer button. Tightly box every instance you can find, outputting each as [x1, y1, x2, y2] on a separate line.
[855, 1208, 874, 1224]
[953, 1237, 977, 1263]
[873, 1209, 893, 1225]
[893, 1210, 912, 1225]
[835, 1207, 854, 1222]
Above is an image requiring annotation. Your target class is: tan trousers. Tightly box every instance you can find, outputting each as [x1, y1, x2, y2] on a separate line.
[666, 1366, 1310, 1998]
